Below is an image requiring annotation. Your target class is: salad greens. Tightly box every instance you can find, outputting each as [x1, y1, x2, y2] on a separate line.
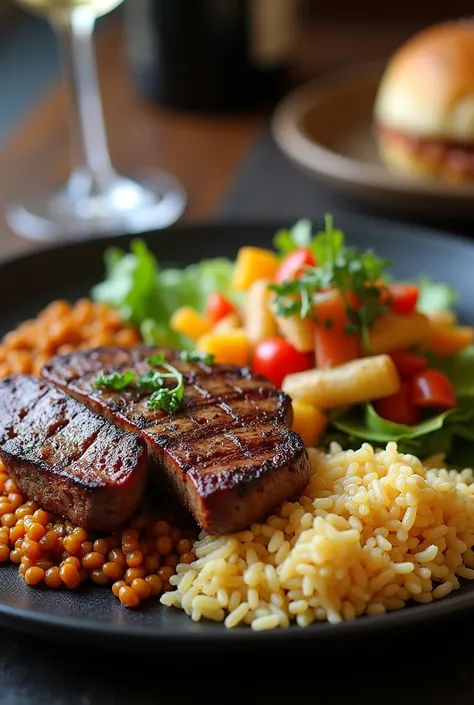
[90, 217, 474, 466]
[91, 239, 238, 349]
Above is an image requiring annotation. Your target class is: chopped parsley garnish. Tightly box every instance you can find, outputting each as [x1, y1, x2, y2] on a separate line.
[94, 352, 185, 413]
[94, 370, 136, 391]
[146, 354, 184, 412]
[146, 353, 167, 367]
[269, 214, 392, 349]
[179, 351, 215, 365]
[136, 370, 164, 392]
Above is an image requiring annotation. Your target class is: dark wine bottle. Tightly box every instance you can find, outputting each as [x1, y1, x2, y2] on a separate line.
[123, 0, 297, 112]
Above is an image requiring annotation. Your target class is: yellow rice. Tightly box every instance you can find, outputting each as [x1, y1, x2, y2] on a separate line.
[160, 441, 474, 629]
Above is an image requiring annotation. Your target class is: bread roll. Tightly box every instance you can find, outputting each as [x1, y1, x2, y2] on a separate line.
[374, 19, 474, 183]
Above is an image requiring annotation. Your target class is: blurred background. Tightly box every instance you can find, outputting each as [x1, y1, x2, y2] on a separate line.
[2, 0, 474, 144]
[1, 0, 474, 250]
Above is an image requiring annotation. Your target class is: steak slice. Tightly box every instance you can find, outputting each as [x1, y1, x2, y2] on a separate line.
[42, 346, 311, 534]
[0, 376, 148, 531]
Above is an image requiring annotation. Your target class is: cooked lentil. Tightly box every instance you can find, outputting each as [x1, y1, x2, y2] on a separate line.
[0, 299, 196, 607]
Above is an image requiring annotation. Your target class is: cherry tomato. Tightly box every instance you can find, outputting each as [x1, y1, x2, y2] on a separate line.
[388, 284, 419, 315]
[390, 350, 427, 378]
[374, 381, 421, 426]
[205, 292, 236, 325]
[274, 248, 316, 284]
[252, 337, 312, 388]
[411, 369, 456, 410]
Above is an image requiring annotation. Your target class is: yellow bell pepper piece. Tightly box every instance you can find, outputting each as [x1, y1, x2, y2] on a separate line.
[170, 306, 212, 342]
[232, 247, 279, 292]
[427, 323, 474, 357]
[196, 329, 250, 366]
[291, 400, 327, 447]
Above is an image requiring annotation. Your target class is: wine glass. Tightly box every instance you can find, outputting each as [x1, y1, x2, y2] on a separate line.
[7, 0, 186, 242]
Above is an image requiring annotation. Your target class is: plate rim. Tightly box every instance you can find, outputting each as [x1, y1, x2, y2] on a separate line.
[2, 210, 474, 271]
[271, 60, 474, 201]
[1, 570, 474, 647]
[0, 216, 474, 646]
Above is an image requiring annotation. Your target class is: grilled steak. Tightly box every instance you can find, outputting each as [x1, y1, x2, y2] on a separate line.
[0, 376, 148, 531]
[42, 346, 311, 534]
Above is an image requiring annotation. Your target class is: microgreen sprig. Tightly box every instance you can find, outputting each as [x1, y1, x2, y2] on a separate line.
[94, 352, 186, 413]
[94, 370, 136, 391]
[145, 354, 184, 412]
[179, 351, 215, 365]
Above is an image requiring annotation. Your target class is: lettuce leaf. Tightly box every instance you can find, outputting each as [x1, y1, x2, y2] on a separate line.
[427, 347, 474, 399]
[273, 219, 314, 256]
[91, 239, 237, 348]
[417, 274, 459, 313]
[91, 239, 161, 325]
[327, 397, 474, 465]
[330, 404, 455, 444]
[273, 215, 347, 266]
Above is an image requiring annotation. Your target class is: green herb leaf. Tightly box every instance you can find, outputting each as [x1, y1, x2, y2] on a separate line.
[148, 386, 184, 412]
[310, 214, 345, 266]
[146, 355, 184, 412]
[136, 370, 165, 392]
[94, 370, 136, 391]
[95, 354, 186, 413]
[179, 351, 215, 365]
[147, 354, 166, 367]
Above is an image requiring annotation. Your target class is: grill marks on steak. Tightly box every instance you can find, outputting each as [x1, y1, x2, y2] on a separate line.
[0, 376, 148, 531]
[42, 346, 311, 534]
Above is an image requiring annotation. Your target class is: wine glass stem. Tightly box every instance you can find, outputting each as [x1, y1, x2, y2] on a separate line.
[52, 9, 117, 196]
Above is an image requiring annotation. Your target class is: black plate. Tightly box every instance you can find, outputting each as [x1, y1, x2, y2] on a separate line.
[1, 215, 474, 651]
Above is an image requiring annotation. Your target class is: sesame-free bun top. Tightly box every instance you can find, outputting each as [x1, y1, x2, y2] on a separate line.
[374, 19, 474, 142]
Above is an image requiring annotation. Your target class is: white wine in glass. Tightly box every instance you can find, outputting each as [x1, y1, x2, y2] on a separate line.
[15, 0, 123, 18]
[7, 0, 186, 242]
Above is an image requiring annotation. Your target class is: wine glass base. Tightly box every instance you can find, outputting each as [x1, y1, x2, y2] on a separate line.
[6, 169, 187, 243]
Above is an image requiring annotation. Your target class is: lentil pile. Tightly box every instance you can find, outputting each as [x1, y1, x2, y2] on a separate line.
[0, 298, 141, 377]
[0, 298, 196, 607]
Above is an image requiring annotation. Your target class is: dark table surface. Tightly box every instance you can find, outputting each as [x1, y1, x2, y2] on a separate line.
[1, 610, 473, 705]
